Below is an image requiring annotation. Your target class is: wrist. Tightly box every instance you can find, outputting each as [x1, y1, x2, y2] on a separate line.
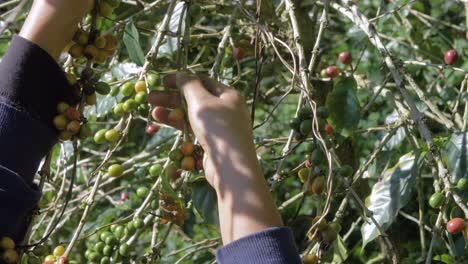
[19, 1, 89, 59]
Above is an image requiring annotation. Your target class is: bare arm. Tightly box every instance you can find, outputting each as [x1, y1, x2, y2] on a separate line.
[148, 72, 283, 244]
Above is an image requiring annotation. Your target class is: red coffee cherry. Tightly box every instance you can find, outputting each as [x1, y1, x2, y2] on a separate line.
[146, 124, 159, 135]
[444, 49, 458, 65]
[325, 124, 333, 136]
[325, 66, 339, 79]
[233, 47, 246, 61]
[338, 51, 352, 65]
[446, 218, 465, 234]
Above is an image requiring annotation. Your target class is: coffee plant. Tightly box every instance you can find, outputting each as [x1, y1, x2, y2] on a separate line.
[0, 0, 467, 263]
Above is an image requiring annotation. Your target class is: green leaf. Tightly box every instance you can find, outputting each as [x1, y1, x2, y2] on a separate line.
[326, 77, 361, 137]
[123, 20, 145, 66]
[361, 152, 418, 247]
[332, 236, 348, 263]
[191, 179, 219, 225]
[441, 132, 467, 183]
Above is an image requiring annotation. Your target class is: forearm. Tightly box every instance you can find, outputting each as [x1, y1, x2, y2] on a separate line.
[212, 145, 283, 245]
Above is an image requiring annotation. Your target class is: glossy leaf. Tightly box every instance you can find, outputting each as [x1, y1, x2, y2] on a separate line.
[191, 179, 219, 225]
[441, 132, 467, 183]
[361, 152, 417, 246]
[123, 20, 145, 66]
[326, 77, 361, 137]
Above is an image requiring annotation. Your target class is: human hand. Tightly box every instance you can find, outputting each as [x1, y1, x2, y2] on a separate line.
[148, 72, 283, 244]
[20, 0, 94, 59]
[148, 72, 259, 190]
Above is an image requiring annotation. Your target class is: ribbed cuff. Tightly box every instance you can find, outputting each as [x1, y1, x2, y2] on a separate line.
[216, 227, 301, 264]
[0, 35, 79, 128]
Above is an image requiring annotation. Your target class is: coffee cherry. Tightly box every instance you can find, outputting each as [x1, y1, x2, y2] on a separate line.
[168, 108, 185, 123]
[169, 149, 184, 161]
[329, 222, 342, 233]
[312, 176, 326, 195]
[65, 107, 80, 121]
[123, 99, 138, 112]
[181, 156, 195, 171]
[74, 30, 89, 45]
[59, 131, 73, 141]
[147, 73, 159, 87]
[69, 44, 83, 58]
[321, 227, 337, 242]
[135, 91, 147, 104]
[99, 1, 114, 17]
[338, 51, 352, 65]
[325, 123, 333, 136]
[165, 163, 179, 179]
[94, 36, 107, 49]
[119, 192, 129, 202]
[113, 103, 125, 116]
[94, 129, 107, 144]
[444, 49, 458, 65]
[53, 245, 65, 257]
[299, 119, 312, 135]
[66, 120, 81, 135]
[133, 218, 144, 229]
[86, 93, 97, 105]
[119, 244, 129, 257]
[105, 235, 118, 246]
[303, 254, 319, 264]
[456, 178, 468, 191]
[0, 237, 15, 250]
[108, 164, 124, 177]
[312, 216, 328, 231]
[53, 115, 68, 130]
[446, 218, 465, 234]
[298, 168, 311, 183]
[136, 187, 150, 198]
[101, 256, 111, 264]
[233, 46, 246, 60]
[79, 124, 91, 139]
[180, 141, 194, 156]
[2, 249, 19, 264]
[325, 66, 339, 79]
[289, 118, 301, 131]
[149, 164, 162, 176]
[57, 102, 70, 114]
[104, 35, 118, 51]
[95, 82, 111, 95]
[84, 45, 99, 60]
[134, 81, 147, 93]
[105, 129, 120, 143]
[429, 192, 444, 208]
[44, 255, 55, 262]
[33, 245, 47, 257]
[146, 124, 159, 135]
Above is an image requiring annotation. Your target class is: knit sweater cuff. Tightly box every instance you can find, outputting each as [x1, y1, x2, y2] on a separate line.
[216, 227, 301, 264]
[0, 35, 79, 128]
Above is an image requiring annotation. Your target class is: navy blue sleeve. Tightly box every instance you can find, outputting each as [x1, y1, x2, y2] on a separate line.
[0, 36, 77, 242]
[216, 227, 302, 264]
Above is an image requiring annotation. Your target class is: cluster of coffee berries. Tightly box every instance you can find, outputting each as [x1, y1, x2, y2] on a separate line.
[289, 105, 331, 140]
[53, 102, 90, 141]
[168, 141, 204, 174]
[84, 221, 143, 263]
[321, 51, 353, 79]
[69, 29, 117, 64]
[41, 245, 69, 264]
[94, 128, 121, 144]
[112, 80, 152, 118]
[159, 192, 186, 226]
[0, 237, 19, 264]
[307, 216, 342, 245]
